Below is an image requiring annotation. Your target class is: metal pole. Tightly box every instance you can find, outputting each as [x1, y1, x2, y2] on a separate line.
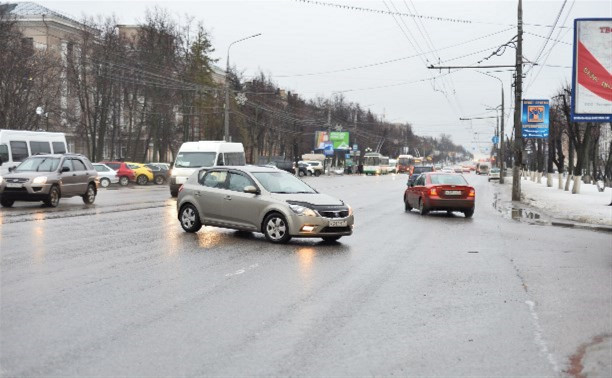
[223, 33, 262, 142]
[224, 53, 230, 141]
[512, 0, 523, 201]
[500, 85, 505, 183]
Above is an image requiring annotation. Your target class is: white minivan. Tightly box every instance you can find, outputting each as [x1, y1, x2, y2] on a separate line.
[0, 130, 68, 175]
[169, 141, 245, 197]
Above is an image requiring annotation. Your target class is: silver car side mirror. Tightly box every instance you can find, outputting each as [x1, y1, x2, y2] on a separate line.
[244, 185, 259, 194]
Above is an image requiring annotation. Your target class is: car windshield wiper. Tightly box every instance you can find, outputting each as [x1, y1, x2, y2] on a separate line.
[294, 191, 315, 194]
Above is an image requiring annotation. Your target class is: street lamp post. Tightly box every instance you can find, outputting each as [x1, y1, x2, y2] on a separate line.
[224, 33, 262, 142]
[478, 71, 505, 183]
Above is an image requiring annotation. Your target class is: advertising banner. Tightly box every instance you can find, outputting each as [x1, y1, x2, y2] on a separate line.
[522, 99, 550, 138]
[329, 131, 350, 149]
[571, 18, 612, 122]
[314, 131, 350, 150]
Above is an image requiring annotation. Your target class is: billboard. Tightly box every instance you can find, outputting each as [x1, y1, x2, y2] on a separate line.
[314, 131, 350, 150]
[571, 18, 612, 122]
[522, 99, 550, 138]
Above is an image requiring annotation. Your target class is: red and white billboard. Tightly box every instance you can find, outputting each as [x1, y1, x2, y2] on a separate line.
[571, 19, 612, 122]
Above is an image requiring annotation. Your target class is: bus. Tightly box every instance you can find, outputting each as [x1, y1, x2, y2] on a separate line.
[363, 152, 390, 175]
[397, 154, 424, 174]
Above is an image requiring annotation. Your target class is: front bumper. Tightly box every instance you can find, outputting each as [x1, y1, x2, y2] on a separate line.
[0, 183, 52, 201]
[287, 213, 354, 237]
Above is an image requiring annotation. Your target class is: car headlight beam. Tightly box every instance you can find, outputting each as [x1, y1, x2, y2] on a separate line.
[32, 176, 47, 185]
[289, 204, 318, 217]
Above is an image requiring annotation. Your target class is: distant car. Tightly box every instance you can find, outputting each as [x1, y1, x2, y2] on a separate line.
[93, 163, 118, 188]
[440, 167, 454, 174]
[177, 166, 354, 243]
[488, 168, 501, 182]
[126, 162, 154, 185]
[296, 162, 314, 177]
[453, 167, 463, 173]
[145, 163, 170, 185]
[462, 166, 471, 173]
[404, 172, 475, 218]
[100, 161, 135, 186]
[0, 154, 98, 208]
[302, 161, 323, 176]
[411, 166, 434, 177]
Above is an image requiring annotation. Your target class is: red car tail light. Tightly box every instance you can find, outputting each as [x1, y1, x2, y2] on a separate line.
[429, 187, 438, 196]
[468, 189, 475, 197]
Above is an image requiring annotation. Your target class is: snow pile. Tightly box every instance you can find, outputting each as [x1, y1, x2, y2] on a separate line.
[509, 177, 612, 226]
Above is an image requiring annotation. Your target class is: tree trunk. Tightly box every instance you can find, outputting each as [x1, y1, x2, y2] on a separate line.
[565, 134, 574, 191]
[572, 124, 593, 193]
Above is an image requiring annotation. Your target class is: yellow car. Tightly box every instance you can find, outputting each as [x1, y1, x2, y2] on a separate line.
[126, 162, 154, 185]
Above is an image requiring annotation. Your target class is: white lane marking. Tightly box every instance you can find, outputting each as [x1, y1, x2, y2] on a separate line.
[225, 264, 259, 277]
[525, 300, 560, 373]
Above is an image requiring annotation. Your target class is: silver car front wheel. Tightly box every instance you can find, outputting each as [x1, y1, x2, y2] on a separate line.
[263, 213, 291, 244]
[180, 204, 202, 233]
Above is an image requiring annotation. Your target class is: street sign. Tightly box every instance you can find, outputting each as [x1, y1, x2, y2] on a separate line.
[492, 135, 499, 144]
[323, 142, 334, 156]
[353, 144, 358, 151]
[522, 99, 550, 138]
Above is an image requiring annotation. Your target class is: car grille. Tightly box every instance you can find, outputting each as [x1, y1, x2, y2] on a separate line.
[5, 178, 29, 184]
[318, 210, 349, 218]
[309, 204, 349, 218]
[4, 187, 27, 193]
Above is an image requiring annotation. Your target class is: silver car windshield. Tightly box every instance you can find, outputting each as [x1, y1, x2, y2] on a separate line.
[14, 157, 60, 172]
[175, 152, 216, 168]
[252, 172, 316, 194]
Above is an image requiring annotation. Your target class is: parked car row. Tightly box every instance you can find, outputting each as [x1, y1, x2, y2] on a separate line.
[96, 161, 170, 187]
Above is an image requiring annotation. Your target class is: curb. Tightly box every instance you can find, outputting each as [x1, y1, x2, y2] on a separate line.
[550, 221, 612, 233]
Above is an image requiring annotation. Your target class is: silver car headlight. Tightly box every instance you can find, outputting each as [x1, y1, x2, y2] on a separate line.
[289, 204, 318, 217]
[32, 176, 47, 185]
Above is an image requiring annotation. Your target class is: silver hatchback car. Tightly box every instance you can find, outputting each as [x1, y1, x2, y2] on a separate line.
[177, 166, 354, 243]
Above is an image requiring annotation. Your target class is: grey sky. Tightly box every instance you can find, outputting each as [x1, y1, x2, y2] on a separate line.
[38, 0, 610, 157]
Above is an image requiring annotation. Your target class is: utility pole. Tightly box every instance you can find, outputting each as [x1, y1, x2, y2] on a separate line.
[500, 86, 505, 183]
[512, 0, 523, 201]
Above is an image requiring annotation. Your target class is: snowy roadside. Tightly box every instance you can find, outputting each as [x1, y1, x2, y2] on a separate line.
[498, 176, 612, 226]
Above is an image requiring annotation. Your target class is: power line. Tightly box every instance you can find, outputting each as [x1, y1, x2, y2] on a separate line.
[293, 0, 571, 28]
[274, 26, 514, 78]
[294, 0, 473, 24]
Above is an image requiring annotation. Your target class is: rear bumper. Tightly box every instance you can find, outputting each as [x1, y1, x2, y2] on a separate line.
[424, 197, 474, 211]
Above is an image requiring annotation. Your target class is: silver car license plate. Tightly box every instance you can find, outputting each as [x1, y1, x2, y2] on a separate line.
[6, 183, 22, 188]
[445, 190, 462, 195]
[329, 220, 347, 227]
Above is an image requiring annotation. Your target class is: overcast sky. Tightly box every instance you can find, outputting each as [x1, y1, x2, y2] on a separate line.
[38, 0, 610, 157]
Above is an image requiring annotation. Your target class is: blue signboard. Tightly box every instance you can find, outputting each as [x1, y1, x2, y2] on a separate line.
[522, 99, 550, 138]
[323, 142, 334, 156]
[492, 135, 499, 144]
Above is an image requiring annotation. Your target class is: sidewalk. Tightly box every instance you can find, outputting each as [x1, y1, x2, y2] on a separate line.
[498, 176, 612, 227]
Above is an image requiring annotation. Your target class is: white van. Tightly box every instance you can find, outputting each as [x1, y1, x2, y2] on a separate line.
[169, 141, 245, 197]
[0, 130, 68, 175]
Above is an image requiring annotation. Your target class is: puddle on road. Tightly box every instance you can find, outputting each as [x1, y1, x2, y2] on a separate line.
[492, 192, 548, 225]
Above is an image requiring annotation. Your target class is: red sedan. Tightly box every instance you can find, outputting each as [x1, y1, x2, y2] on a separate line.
[404, 172, 475, 217]
[99, 161, 135, 186]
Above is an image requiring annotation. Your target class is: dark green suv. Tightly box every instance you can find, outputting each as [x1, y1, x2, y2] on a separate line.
[0, 154, 98, 208]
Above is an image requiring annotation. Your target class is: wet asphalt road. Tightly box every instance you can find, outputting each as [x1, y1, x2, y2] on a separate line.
[1, 174, 611, 376]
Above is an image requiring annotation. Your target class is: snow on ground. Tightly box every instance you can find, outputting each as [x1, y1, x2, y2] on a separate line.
[505, 176, 612, 226]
